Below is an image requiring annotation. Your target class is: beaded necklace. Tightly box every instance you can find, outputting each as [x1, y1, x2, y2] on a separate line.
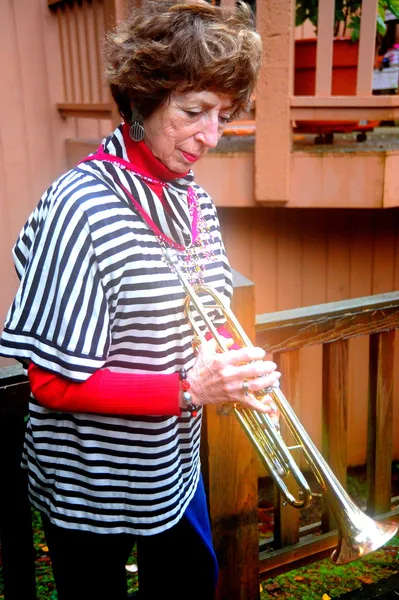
[80, 151, 216, 285]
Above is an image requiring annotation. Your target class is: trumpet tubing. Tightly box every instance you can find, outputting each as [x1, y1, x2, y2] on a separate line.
[164, 249, 398, 564]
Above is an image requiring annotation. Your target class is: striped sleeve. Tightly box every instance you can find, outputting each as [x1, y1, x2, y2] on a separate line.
[0, 174, 111, 381]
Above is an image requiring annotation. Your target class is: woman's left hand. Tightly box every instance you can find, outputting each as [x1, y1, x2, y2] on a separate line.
[186, 339, 281, 423]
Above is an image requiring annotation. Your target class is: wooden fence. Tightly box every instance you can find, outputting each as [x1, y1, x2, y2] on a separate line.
[201, 275, 399, 600]
[1, 277, 398, 599]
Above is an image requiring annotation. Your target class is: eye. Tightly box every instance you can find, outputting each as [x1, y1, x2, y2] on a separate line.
[184, 110, 201, 118]
[219, 114, 232, 126]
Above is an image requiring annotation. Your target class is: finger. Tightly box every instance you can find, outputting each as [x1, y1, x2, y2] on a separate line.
[250, 372, 281, 394]
[242, 392, 278, 415]
[221, 358, 277, 377]
[219, 346, 266, 365]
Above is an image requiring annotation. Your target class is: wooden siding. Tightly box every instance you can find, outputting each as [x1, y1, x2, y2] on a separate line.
[0, 0, 74, 363]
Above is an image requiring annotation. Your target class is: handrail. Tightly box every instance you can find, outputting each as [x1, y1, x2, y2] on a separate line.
[291, 96, 399, 121]
[253, 290, 399, 581]
[256, 291, 399, 352]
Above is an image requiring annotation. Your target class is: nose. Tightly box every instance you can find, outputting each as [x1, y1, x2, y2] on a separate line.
[195, 117, 220, 148]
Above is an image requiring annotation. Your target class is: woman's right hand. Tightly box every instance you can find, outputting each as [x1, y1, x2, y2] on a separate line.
[182, 338, 281, 421]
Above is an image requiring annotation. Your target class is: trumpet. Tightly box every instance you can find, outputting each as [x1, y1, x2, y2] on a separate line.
[164, 249, 398, 565]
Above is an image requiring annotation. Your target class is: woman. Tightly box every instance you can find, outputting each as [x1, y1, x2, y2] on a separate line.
[0, 2, 280, 599]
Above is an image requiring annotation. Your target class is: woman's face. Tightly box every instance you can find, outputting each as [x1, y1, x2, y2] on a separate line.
[142, 90, 234, 173]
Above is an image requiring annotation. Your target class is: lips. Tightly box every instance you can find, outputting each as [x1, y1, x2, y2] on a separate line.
[181, 150, 201, 163]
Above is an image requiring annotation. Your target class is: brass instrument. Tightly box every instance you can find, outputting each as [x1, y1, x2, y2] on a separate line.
[165, 249, 398, 565]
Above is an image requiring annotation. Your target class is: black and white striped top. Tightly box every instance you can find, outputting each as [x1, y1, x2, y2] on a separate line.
[0, 126, 233, 534]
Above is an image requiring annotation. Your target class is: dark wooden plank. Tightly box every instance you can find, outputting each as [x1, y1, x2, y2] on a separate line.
[202, 275, 260, 600]
[273, 349, 301, 548]
[0, 367, 35, 599]
[321, 339, 349, 532]
[48, 0, 66, 7]
[256, 292, 399, 353]
[367, 331, 395, 515]
[259, 509, 399, 579]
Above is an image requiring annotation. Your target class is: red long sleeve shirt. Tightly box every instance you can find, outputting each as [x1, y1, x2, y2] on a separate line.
[28, 131, 237, 416]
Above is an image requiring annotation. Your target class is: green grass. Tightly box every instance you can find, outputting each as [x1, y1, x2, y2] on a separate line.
[260, 536, 399, 599]
[0, 509, 139, 599]
[1, 511, 399, 599]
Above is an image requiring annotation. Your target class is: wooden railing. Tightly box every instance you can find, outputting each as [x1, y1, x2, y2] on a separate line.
[201, 276, 399, 600]
[255, 0, 399, 203]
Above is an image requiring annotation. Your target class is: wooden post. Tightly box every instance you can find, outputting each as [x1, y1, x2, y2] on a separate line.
[321, 339, 348, 532]
[273, 349, 300, 548]
[367, 331, 395, 515]
[0, 366, 35, 600]
[201, 271, 260, 600]
[356, 0, 378, 96]
[315, 0, 334, 97]
[255, 0, 294, 204]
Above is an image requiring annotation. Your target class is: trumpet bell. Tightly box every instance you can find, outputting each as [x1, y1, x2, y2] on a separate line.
[332, 513, 398, 565]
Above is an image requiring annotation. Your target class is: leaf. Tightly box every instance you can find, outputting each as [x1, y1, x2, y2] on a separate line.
[322, 594, 331, 600]
[265, 581, 281, 591]
[294, 576, 306, 581]
[357, 576, 373, 584]
[385, 0, 399, 19]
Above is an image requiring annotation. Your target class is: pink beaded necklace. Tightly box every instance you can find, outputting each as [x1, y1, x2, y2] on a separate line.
[79, 150, 216, 284]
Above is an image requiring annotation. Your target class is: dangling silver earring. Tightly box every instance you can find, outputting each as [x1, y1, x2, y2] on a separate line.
[129, 108, 145, 142]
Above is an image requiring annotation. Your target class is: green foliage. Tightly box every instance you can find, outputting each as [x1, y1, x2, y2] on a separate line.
[261, 535, 399, 599]
[296, 0, 399, 41]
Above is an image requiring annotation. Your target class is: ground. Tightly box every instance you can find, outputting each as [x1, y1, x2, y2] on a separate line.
[0, 465, 398, 599]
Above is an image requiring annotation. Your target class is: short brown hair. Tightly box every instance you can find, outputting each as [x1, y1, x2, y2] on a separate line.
[104, 1, 262, 122]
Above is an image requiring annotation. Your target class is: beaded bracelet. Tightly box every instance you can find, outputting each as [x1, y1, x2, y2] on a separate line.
[179, 368, 198, 417]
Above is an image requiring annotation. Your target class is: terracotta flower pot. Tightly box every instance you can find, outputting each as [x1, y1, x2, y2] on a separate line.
[295, 37, 360, 96]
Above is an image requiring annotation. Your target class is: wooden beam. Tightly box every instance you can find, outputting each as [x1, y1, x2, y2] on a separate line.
[255, 0, 293, 204]
[291, 95, 399, 121]
[367, 331, 395, 515]
[356, 0, 378, 95]
[273, 349, 301, 548]
[256, 292, 399, 353]
[321, 339, 348, 532]
[315, 0, 334, 97]
[57, 102, 113, 119]
[48, 0, 66, 8]
[202, 271, 260, 600]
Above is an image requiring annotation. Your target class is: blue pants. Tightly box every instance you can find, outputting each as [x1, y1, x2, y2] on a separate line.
[41, 476, 218, 600]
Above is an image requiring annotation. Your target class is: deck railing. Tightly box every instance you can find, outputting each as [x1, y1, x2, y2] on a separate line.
[201, 276, 399, 600]
[255, 0, 399, 203]
[49, 1, 399, 200]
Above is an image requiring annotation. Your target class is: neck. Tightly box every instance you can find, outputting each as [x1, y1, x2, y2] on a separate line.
[122, 123, 189, 183]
